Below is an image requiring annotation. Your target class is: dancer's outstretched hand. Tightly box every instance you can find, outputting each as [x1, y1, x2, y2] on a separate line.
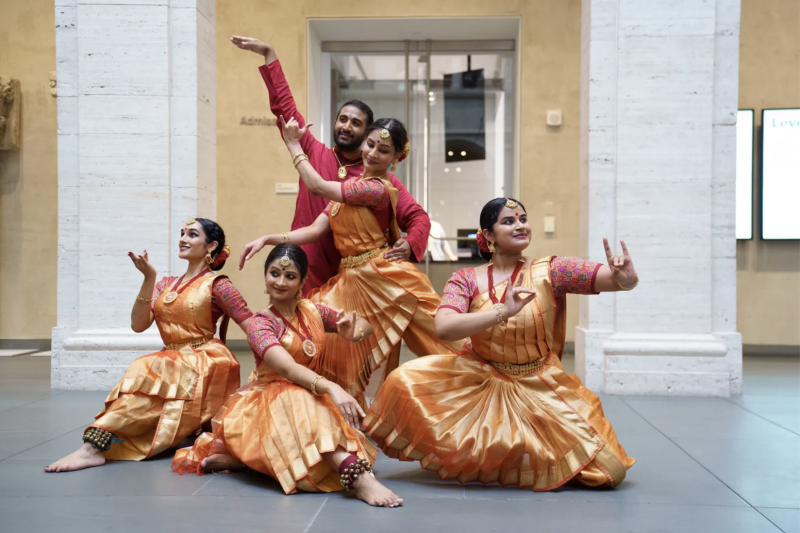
[239, 235, 272, 270]
[501, 274, 537, 320]
[603, 238, 637, 288]
[280, 115, 312, 146]
[230, 35, 271, 57]
[127, 250, 156, 280]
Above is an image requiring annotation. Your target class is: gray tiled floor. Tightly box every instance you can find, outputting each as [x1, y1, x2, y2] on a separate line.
[0, 353, 798, 533]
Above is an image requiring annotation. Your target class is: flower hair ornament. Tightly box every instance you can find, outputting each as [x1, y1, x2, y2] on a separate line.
[210, 245, 231, 270]
[476, 228, 491, 254]
[391, 138, 411, 171]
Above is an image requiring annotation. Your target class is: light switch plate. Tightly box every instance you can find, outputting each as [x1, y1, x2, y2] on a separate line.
[544, 216, 556, 233]
[275, 182, 299, 194]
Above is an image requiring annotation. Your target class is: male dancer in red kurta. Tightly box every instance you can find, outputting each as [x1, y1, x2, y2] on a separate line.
[232, 35, 431, 296]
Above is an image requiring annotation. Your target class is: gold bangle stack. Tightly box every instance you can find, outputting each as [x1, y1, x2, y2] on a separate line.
[492, 303, 506, 326]
[281, 231, 291, 243]
[311, 375, 324, 396]
[136, 296, 154, 304]
[615, 275, 639, 291]
[293, 154, 309, 168]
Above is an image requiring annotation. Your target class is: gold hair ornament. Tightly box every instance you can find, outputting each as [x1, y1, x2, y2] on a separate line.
[505, 198, 518, 209]
[185, 219, 196, 225]
[380, 129, 391, 139]
[278, 253, 292, 267]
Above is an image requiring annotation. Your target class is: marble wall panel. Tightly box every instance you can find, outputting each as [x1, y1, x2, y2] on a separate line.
[55, 6, 78, 97]
[79, 133, 169, 187]
[77, 4, 169, 96]
[170, 7, 198, 98]
[79, 96, 169, 134]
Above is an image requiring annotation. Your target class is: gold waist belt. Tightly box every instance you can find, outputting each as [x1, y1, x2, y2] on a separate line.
[340, 247, 385, 269]
[489, 358, 544, 376]
[164, 337, 213, 351]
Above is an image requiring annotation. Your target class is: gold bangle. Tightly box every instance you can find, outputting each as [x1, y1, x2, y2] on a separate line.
[281, 231, 291, 243]
[492, 303, 506, 326]
[291, 153, 306, 165]
[293, 154, 309, 168]
[615, 275, 639, 291]
[310, 375, 324, 396]
[136, 296, 154, 304]
[354, 324, 365, 342]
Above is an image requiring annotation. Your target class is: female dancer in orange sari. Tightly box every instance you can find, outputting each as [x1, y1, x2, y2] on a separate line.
[45, 219, 252, 472]
[240, 117, 459, 400]
[173, 244, 403, 507]
[365, 198, 637, 490]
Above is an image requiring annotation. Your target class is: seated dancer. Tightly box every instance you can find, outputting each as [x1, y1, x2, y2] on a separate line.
[240, 117, 460, 402]
[173, 244, 403, 508]
[364, 198, 637, 490]
[231, 34, 431, 376]
[45, 219, 252, 473]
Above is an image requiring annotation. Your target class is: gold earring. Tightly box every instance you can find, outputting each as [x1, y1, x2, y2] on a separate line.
[391, 161, 398, 171]
[488, 241, 496, 253]
[205, 252, 213, 265]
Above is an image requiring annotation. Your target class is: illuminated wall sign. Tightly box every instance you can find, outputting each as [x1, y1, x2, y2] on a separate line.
[762, 109, 800, 240]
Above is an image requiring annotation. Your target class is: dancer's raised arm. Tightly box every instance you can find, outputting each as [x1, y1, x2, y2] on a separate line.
[281, 116, 344, 202]
[238, 213, 331, 270]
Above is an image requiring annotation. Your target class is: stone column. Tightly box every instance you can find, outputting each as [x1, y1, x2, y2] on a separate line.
[577, 0, 742, 396]
[52, 0, 216, 389]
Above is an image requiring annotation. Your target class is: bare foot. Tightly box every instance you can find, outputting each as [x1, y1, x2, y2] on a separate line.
[353, 472, 403, 507]
[201, 453, 244, 472]
[44, 443, 106, 473]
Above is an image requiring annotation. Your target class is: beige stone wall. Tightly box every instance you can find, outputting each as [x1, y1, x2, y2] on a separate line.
[0, 0, 57, 339]
[1, 0, 797, 347]
[737, 0, 800, 346]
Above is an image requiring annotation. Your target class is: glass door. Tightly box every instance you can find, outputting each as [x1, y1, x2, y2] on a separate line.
[325, 41, 516, 292]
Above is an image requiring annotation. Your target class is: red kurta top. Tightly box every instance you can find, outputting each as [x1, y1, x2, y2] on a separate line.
[259, 61, 431, 295]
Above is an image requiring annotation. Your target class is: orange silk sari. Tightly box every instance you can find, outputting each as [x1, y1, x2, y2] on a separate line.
[364, 257, 635, 490]
[91, 274, 240, 461]
[172, 300, 378, 494]
[310, 177, 460, 401]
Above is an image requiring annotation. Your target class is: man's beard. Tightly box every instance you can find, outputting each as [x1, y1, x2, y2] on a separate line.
[334, 130, 364, 154]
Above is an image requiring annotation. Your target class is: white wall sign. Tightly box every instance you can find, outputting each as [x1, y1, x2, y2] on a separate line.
[762, 109, 800, 240]
[736, 110, 753, 240]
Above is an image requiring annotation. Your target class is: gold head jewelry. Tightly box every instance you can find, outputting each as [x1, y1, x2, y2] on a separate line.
[185, 219, 196, 225]
[505, 198, 518, 209]
[380, 129, 391, 139]
[403, 141, 411, 157]
[278, 253, 292, 267]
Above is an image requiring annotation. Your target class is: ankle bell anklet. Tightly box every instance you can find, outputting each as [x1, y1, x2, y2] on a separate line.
[83, 427, 113, 452]
[339, 457, 373, 491]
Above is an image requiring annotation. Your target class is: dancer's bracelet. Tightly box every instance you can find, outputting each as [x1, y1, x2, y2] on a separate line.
[311, 375, 324, 396]
[492, 303, 506, 326]
[293, 154, 309, 168]
[354, 325, 366, 342]
[136, 296, 154, 304]
[615, 275, 639, 291]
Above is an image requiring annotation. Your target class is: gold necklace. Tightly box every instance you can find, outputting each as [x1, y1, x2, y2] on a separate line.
[333, 149, 362, 180]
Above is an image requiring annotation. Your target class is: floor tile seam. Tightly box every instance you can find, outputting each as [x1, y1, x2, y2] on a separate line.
[756, 506, 800, 510]
[302, 496, 328, 533]
[0, 391, 69, 415]
[191, 476, 216, 496]
[619, 397, 787, 532]
[722, 398, 800, 437]
[0, 421, 90, 464]
[455, 498, 758, 508]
